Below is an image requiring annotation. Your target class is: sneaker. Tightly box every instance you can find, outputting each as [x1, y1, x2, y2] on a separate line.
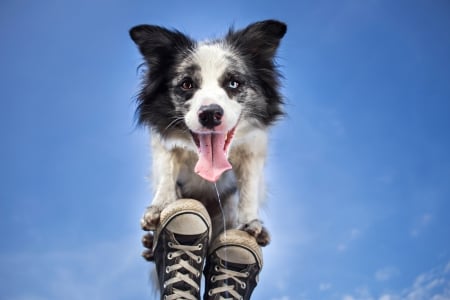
[153, 199, 211, 300]
[203, 229, 263, 300]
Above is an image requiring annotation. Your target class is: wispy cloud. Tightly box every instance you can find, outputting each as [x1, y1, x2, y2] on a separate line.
[375, 266, 399, 282]
[410, 213, 433, 238]
[445, 262, 450, 273]
[0, 235, 153, 300]
[343, 262, 450, 300]
[378, 296, 392, 300]
[271, 297, 290, 300]
[337, 228, 362, 252]
[376, 172, 396, 185]
[342, 286, 375, 300]
[401, 263, 450, 300]
[319, 282, 332, 291]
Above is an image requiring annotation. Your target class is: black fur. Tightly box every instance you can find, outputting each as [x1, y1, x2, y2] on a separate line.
[129, 25, 195, 133]
[226, 20, 287, 125]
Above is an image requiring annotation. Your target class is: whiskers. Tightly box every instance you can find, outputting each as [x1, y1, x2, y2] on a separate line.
[163, 115, 185, 135]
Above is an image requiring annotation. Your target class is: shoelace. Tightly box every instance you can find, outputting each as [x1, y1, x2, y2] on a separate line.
[207, 265, 249, 300]
[163, 242, 203, 300]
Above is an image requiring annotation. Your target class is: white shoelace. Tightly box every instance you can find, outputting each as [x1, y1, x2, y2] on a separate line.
[207, 265, 249, 300]
[163, 242, 203, 300]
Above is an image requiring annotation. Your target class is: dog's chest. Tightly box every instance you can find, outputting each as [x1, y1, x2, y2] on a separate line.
[175, 162, 238, 216]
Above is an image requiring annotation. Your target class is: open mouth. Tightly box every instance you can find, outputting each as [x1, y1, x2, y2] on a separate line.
[191, 127, 236, 153]
[190, 127, 236, 182]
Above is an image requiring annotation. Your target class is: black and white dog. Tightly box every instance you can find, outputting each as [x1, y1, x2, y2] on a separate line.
[130, 20, 286, 246]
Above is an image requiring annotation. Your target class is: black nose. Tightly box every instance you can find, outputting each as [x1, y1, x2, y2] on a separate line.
[198, 104, 224, 129]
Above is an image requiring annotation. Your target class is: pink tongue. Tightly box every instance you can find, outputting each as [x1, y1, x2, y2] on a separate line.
[194, 133, 232, 182]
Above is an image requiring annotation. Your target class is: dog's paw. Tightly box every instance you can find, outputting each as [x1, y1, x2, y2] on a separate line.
[240, 219, 271, 247]
[141, 232, 155, 261]
[141, 205, 162, 231]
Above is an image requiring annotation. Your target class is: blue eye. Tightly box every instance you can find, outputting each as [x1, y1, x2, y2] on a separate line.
[228, 80, 240, 89]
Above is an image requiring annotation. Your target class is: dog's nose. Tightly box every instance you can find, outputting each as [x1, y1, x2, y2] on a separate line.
[198, 104, 224, 129]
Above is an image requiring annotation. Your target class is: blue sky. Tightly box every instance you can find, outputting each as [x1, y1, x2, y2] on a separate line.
[1, 0, 450, 299]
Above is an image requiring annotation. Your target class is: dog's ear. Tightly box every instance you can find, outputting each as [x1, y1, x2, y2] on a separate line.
[129, 25, 193, 67]
[227, 20, 287, 61]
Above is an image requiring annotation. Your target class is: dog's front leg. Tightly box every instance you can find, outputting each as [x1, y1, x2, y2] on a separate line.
[141, 135, 180, 231]
[231, 130, 271, 246]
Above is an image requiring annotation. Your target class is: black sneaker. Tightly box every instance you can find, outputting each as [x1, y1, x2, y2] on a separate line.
[153, 199, 211, 300]
[203, 229, 263, 300]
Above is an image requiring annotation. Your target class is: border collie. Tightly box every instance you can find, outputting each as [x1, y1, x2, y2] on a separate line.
[130, 20, 286, 246]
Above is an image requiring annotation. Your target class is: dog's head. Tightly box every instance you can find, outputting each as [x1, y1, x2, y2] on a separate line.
[130, 20, 286, 181]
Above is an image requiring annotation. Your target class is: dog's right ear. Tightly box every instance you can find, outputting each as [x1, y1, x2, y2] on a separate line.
[129, 25, 193, 67]
[227, 20, 287, 63]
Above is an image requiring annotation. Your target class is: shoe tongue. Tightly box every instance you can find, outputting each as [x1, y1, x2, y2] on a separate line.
[222, 260, 247, 273]
[173, 233, 200, 245]
[194, 133, 232, 182]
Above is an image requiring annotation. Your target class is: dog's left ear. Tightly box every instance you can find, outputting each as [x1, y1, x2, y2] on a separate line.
[227, 20, 287, 61]
[129, 25, 193, 68]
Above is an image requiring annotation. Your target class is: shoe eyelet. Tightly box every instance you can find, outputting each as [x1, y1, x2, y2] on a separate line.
[196, 271, 200, 277]
[241, 283, 246, 289]
[211, 275, 216, 282]
[244, 271, 249, 277]
[197, 243, 203, 249]
[168, 242, 174, 247]
[208, 290, 214, 296]
[167, 253, 173, 260]
[196, 256, 202, 263]
[165, 266, 171, 273]
[214, 265, 220, 272]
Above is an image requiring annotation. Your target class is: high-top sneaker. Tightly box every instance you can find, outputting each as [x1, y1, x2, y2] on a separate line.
[203, 229, 263, 300]
[152, 199, 211, 300]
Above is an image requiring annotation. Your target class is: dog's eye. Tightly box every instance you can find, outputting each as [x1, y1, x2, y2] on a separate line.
[228, 80, 240, 89]
[180, 79, 194, 90]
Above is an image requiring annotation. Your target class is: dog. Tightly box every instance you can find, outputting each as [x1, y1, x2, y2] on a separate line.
[130, 20, 286, 246]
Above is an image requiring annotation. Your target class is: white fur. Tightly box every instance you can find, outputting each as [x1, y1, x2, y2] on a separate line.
[185, 44, 241, 134]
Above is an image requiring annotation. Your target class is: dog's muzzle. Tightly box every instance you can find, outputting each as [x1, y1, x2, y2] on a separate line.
[198, 104, 224, 129]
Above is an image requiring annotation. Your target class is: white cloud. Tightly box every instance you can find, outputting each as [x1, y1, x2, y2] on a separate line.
[375, 267, 399, 282]
[351, 228, 361, 239]
[421, 213, 433, 224]
[410, 213, 433, 238]
[342, 262, 450, 300]
[342, 286, 376, 300]
[402, 264, 450, 300]
[0, 235, 152, 300]
[379, 295, 394, 300]
[271, 297, 290, 300]
[445, 262, 450, 274]
[337, 228, 363, 252]
[337, 243, 348, 252]
[319, 282, 332, 291]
